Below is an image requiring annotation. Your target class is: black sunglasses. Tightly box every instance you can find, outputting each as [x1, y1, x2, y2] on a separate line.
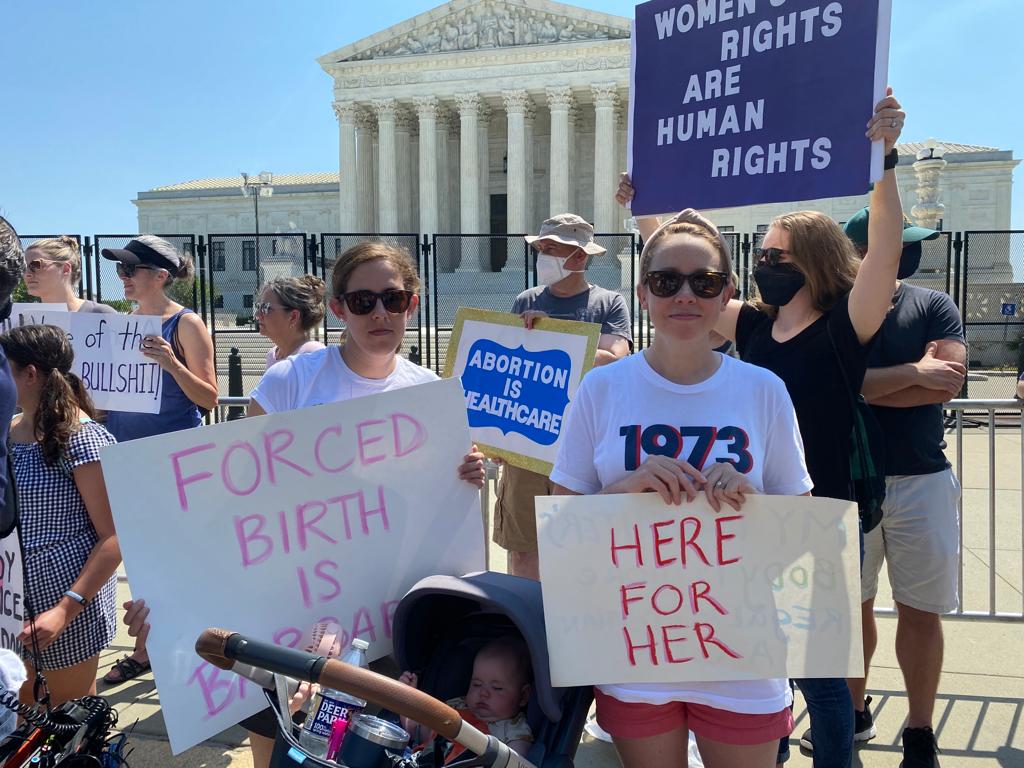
[644, 270, 730, 299]
[340, 289, 414, 316]
[116, 263, 157, 278]
[753, 247, 792, 266]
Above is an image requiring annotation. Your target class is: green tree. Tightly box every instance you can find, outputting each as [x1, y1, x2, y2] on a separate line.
[165, 275, 221, 311]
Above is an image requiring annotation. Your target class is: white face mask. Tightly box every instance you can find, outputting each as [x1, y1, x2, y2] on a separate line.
[536, 251, 585, 286]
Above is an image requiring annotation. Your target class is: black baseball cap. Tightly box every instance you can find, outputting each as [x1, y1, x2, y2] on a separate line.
[101, 235, 182, 272]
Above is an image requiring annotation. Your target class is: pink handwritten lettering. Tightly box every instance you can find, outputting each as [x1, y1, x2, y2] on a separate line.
[170, 443, 216, 512]
[314, 426, 354, 473]
[263, 429, 314, 484]
[188, 661, 249, 719]
[221, 441, 262, 496]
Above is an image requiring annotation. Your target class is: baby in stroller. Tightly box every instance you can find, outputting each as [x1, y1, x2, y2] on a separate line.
[399, 636, 534, 760]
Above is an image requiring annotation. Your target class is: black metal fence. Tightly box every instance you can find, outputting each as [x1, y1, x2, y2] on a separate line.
[14, 228, 1024, 389]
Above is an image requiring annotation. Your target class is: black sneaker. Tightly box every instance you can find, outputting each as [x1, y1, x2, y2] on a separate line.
[900, 726, 940, 767]
[855, 696, 877, 742]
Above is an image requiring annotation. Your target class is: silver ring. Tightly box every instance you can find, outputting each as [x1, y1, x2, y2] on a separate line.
[715, 480, 724, 488]
[890, 117, 898, 128]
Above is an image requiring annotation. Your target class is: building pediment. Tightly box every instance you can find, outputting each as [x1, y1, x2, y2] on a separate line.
[318, 0, 630, 65]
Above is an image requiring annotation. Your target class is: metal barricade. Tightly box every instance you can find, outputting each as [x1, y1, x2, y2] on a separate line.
[213, 397, 1019, 624]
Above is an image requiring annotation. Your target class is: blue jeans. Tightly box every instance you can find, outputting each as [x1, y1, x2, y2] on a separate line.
[777, 677, 854, 766]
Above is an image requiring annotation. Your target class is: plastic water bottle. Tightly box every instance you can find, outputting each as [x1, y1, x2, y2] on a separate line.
[298, 638, 370, 758]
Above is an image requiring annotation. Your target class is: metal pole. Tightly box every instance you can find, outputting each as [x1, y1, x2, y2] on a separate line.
[254, 191, 261, 285]
[988, 407, 996, 615]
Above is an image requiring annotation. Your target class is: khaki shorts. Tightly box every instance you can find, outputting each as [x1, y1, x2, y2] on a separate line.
[493, 464, 554, 552]
[861, 468, 961, 614]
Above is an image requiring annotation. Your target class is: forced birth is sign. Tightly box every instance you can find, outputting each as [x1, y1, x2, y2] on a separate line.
[537, 493, 863, 685]
[628, 0, 893, 215]
[444, 308, 600, 475]
[100, 378, 485, 753]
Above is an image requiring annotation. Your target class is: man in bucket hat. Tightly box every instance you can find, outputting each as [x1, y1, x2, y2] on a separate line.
[838, 208, 965, 768]
[494, 214, 632, 580]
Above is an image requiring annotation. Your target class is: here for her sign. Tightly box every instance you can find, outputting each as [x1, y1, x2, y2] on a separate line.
[628, 0, 892, 215]
[537, 493, 863, 685]
[101, 378, 485, 753]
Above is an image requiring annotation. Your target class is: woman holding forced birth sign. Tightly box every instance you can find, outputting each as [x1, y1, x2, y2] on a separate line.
[550, 213, 812, 768]
[98, 235, 217, 685]
[124, 241, 485, 768]
[617, 90, 909, 768]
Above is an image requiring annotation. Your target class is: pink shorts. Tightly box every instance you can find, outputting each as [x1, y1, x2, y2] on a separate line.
[594, 688, 793, 746]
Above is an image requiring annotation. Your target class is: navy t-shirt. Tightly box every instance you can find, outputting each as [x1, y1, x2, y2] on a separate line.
[736, 294, 871, 502]
[866, 284, 965, 476]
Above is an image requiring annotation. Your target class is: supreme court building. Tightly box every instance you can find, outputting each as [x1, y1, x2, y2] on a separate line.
[135, 0, 1018, 282]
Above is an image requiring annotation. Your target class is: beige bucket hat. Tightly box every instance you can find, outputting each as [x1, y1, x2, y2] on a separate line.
[524, 213, 607, 256]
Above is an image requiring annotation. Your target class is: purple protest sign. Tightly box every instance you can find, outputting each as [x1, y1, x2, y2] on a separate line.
[628, 0, 892, 216]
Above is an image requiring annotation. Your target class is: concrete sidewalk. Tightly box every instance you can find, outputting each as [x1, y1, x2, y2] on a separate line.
[96, 426, 1023, 766]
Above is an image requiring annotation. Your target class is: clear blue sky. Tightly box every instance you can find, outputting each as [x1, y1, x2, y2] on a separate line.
[2, 0, 1021, 235]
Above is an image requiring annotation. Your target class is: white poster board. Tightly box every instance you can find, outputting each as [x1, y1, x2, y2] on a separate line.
[70, 313, 162, 414]
[0, 303, 69, 333]
[443, 308, 599, 475]
[537, 493, 862, 686]
[0, 531, 24, 654]
[101, 378, 485, 754]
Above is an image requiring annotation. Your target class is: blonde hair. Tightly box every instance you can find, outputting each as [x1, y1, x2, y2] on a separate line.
[26, 236, 81, 284]
[330, 242, 420, 298]
[263, 275, 326, 331]
[754, 211, 859, 318]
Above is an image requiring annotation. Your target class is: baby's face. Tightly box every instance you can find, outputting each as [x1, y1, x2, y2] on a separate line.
[464, 654, 528, 723]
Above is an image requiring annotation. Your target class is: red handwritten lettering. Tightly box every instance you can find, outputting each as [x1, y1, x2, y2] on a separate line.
[651, 520, 677, 567]
[695, 622, 741, 659]
[715, 515, 742, 565]
[651, 584, 685, 616]
[680, 517, 711, 566]
[619, 582, 646, 619]
[661, 624, 694, 664]
[610, 524, 643, 567]
[689, 580, 727, 616]
[622, 624, 658, 666]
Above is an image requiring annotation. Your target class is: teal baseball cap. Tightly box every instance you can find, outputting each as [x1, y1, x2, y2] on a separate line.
[843, 207, 940, 246]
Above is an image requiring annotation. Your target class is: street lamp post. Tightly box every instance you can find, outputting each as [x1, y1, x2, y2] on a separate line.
[240, 171, 274, 284]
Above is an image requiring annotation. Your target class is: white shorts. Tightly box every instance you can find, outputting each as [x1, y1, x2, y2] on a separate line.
[861, 469, 961, 614]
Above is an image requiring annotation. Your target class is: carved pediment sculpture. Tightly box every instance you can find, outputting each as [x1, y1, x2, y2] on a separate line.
[320, 0, 630, 64]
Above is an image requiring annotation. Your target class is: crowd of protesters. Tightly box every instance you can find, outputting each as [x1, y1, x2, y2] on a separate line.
[0, 85, 970, 768]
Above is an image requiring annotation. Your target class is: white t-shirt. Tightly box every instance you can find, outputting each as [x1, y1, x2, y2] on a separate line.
[550, 351, 812, 714]
[250, 346, 439, 414]
[264, 340, 326, 372]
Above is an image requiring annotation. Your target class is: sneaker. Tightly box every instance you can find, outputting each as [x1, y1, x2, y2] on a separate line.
[799, 696, 877, 752]
[855, 696, 877, 742]
[900, 726, 940, 767]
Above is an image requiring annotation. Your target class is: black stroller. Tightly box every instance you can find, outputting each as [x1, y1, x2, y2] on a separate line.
[197, 571, 593, 768]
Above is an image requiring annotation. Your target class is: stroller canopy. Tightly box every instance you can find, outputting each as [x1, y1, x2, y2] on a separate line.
[392, 571, 564, 722]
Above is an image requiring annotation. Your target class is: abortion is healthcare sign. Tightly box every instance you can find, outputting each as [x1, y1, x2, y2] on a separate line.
[537, 493, 863, 685]
[101, 378, 485, 753]
[444, 308, 600, 475]
[628, 0, 892, 215]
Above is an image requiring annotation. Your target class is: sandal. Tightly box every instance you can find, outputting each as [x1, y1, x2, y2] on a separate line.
[102, 655, 151, 685]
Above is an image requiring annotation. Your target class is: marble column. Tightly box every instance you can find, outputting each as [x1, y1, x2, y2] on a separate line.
[546, 87, 573, 216]
[446, 112, 461, 233]
[354, 110, 377, 232]
[478, 103, 491, 235]
[524, 106, 536, 232]
[568, 104, 580, 214]
[455, 93, 482, 270]
[373, 99, 398, 232]
[333, 100, 358, 231]
[436, 110, 453, 235]
[912, 140, 948, 229]
[592, 84, 619, 234]
[503, 90, 530, 236]
[414, 97, 439, 236]
[395, 109, 415, 232]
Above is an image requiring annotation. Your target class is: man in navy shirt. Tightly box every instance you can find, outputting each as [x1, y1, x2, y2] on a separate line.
[0, 218, 26, 533]
[845, 209, 965, 768]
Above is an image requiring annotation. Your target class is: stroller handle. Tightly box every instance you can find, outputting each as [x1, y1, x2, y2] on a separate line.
[196, 628, 538, 768]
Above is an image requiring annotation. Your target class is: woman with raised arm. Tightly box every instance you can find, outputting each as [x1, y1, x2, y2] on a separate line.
[617, 90, 908, 768]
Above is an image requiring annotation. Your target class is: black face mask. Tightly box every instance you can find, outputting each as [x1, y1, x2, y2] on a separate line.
[753, 263, 806, 307]
[898, 241, 922, 280]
